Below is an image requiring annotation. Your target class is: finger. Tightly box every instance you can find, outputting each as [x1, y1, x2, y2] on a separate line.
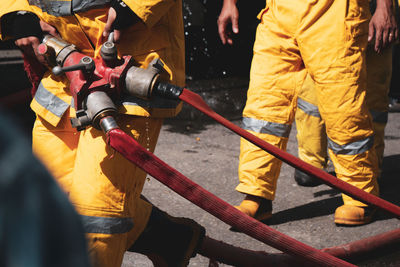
[374, 28, 383, 53]
[382, 29, 389, 49]
[15, 38, 36, 58]
[40, 21, 59, 37]
[368, 22, 375, 43]
[388, 30, 394, 44]
[227, 36, 233, 45]
[394, 28, 399, 42]
[231, 15, 239, 34]
[217, 19, 228, 45]
[103, 8, 116, 39]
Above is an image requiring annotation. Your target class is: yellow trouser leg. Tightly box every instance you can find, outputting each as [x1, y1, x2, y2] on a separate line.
[237, 132, 288, 200]
[32, 111, 79, 194]
[365, 46, 392, 170]
[33, 112, 161, 266]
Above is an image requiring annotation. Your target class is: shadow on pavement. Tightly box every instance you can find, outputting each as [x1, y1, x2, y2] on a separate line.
[163, 117, 242, 134]
[162, 118, 210, 134]
[265, 196, 342, 225]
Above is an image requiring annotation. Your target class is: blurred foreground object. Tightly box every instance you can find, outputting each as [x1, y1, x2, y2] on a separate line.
[0, 107, 90, 267]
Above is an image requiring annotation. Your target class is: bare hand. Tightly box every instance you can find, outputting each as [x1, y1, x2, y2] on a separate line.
[14, 21, 58, 65]
[103, 7, 121, 42]
[217, 0, 239, 45]
[368, 1, 398, 53]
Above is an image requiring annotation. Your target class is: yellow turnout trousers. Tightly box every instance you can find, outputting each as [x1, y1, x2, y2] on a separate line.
[237, 0, 379, 207]
[33, 112, 161, 267]
[296, 46, 393, 176]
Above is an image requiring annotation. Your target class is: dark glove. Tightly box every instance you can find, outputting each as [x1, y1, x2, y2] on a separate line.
[1, 11, 43, 40]
[110, 0, 141, 29]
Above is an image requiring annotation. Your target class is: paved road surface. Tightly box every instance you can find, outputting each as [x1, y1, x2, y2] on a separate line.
[122, 106, 400, 266]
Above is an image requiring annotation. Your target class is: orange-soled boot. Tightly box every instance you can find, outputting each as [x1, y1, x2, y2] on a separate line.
[235, 195, 273, 222]
[334, 205, 376, 226]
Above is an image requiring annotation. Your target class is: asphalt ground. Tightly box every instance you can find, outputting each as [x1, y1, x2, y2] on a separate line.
[122, 106, 400, 266]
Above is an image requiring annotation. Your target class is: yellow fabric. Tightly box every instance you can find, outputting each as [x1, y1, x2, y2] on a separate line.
[3, 1, 185, 265]
[238, 0, 379, 207]
[295, 75, 328, 170]
[85, 198, 152, 267]
[32, 110, 78, 193]
[237, 131, 287, 200]
[0, 0, 184, 126]
[295, 46, 392, 176]
[33, 113, 160, 267]
[366, 46, 393, 168]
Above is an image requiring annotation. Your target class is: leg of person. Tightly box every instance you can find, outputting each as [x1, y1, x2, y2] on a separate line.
[32, 109, 79, 194]
[388, 44, 400, 111]
[128, 204, 206, 267]
[235, 3, 306, 220]
[299, 0, 379, 225]
[365, 45, 393, 174]
[294, 74, 328, 187]
[69, 115, 163, 267]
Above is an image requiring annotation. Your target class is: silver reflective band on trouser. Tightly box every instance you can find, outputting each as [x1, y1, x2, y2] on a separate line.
[28, 0, 111, 16]
[80, 215, 134, 234]
[297, 97, 321, 118]
[242, 117, 291, 138]
[370, 110, 388, 124]
[328, 136, 374, 155]
[34, 82, 70, 117]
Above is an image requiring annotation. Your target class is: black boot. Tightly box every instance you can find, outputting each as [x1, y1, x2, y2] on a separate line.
[294, 169, 322, 187]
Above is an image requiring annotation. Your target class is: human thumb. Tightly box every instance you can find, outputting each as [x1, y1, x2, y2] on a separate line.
[103, 7, 116, 38]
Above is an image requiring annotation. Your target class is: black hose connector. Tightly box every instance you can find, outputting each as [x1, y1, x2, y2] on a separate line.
[154, 82, 183, 100]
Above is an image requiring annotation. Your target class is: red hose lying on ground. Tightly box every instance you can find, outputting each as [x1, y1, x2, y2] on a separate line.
[321, 227, 400, 262]
[201, 227, 400, 266]
[179, 88, 400, 218]
[107, 128, 354, 267]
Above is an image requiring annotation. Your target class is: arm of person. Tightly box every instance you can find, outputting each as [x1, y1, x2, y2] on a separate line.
[369, 0, 399, 53]
[0, 1, 32, 40]
[217, 0, 239, 45]
[1, 11, 58, 65]
[103, 0, 177, 42]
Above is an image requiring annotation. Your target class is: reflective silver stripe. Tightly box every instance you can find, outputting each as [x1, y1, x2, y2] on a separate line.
[34, 82, 70, 117]
[29, 0, 110, 16]
[297, 97, 321, 118]
[121, 95, 180, 109]
[370, 110, 388, 124]
[242, 117, 291, 138]
[80, 215, 134, 234]
[73, 0, 111, 14]
[327, 136, 374, 155]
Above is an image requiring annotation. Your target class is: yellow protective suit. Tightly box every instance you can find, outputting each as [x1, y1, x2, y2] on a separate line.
[295, 46, 393, 178]
[0, 1, 185, 266]
[237, 0, 379, 208]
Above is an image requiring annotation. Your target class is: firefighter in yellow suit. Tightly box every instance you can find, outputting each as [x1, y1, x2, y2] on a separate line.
[218, 0, 398, 226]
[295, 1, 400, 185]
[0, 0, 205, 266]
[295, 47, 394, 187]
[294, 0, 398, 194]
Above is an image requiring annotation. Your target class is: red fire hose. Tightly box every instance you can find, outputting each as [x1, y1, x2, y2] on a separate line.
[106, 127, 354, 267]
[201, 227, 400, 266]
[178, 88, 400, 218]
